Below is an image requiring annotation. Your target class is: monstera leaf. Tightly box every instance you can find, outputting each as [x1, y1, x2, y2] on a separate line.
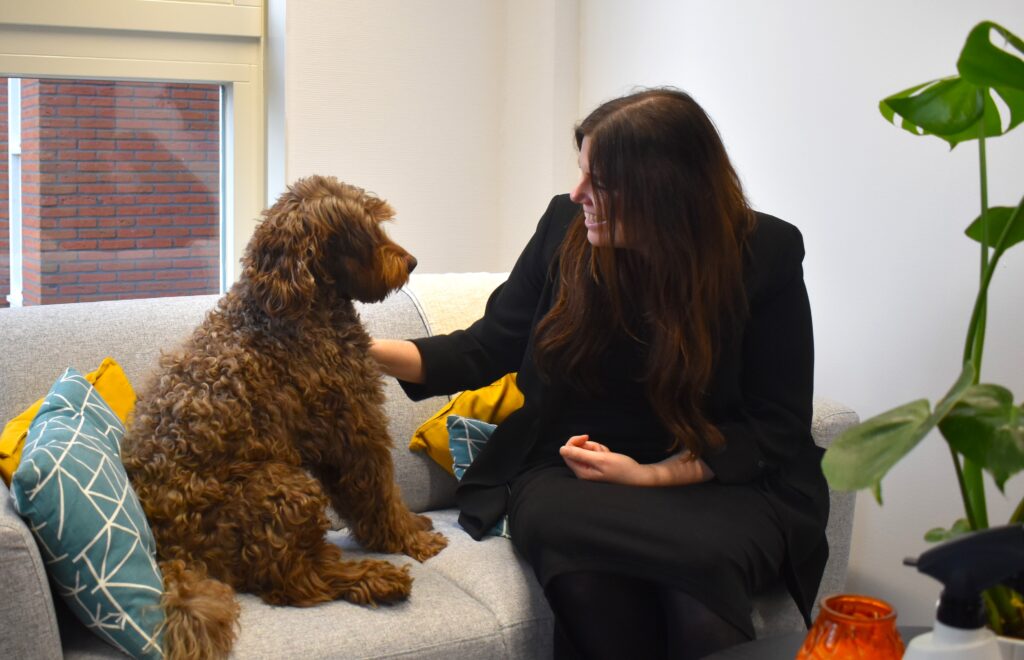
[823, 363, 975, 503]
[880, 22, 1024, 147]
[939, 384, 1024, 492]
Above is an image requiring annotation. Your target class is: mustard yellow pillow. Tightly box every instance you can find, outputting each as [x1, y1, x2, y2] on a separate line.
[410, 373, 524, 475]
[0, 357, 136, 485]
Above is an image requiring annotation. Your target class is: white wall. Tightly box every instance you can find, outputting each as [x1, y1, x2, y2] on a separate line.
[284, 0, 579, 273]
[579, 0, 1024, 626]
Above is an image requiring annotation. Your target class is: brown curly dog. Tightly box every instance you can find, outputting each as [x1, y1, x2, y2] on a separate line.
[121, 175, 447, 659]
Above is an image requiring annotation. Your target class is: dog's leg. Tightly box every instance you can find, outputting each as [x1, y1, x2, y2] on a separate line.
[234, 462, 413, 606]
[321, 426, 448, 562]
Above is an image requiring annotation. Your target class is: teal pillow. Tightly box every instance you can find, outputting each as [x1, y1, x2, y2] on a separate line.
[11, 368, 164, 659]
[446, 415, 510, 538]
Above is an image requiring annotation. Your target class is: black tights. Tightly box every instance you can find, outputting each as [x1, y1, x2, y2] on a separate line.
[545, 571, 749, 660]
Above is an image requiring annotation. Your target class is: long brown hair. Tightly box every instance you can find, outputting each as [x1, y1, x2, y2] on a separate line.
[534, 88, 756, 456]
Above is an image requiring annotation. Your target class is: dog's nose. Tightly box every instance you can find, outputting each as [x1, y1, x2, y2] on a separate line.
[406, 255, 418, 274]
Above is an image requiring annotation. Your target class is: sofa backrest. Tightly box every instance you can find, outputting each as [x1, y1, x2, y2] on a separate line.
[0, 273, 511, 514]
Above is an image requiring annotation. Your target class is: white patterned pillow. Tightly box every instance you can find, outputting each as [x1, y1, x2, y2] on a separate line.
[11, 368, 164, 659]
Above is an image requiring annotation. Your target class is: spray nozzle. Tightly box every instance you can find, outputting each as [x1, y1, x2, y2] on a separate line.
[905, 524, 1024, 629]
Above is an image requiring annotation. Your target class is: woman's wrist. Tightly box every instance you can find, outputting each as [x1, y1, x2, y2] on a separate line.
[647, 452, 714, 486]
[369, 339, 425, 384]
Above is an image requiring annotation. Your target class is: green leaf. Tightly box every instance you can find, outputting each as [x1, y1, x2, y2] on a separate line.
[883, 77, 984, 138]
[823, 399, 930, 498]
[994, 85, 1024, 133]
[934, 89, 1004, 147]
[924, 517, 971, 543]
[939, 384, 1024, 492]
[823, 362, 975, 502]
[957, 22, 1024, 92]
[965, 206, 1024, 252]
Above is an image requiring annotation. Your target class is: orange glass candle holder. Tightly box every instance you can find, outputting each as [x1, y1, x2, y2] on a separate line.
[796, 593, 905, 659]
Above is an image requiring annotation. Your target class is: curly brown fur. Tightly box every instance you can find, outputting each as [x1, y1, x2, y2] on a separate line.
[122, 175, 447, 659]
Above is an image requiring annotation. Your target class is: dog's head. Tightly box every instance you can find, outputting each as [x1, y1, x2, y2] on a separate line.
[241, 175, 417, 320]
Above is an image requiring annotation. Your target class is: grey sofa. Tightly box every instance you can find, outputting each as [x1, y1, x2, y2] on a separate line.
[0, 272, 858, 659]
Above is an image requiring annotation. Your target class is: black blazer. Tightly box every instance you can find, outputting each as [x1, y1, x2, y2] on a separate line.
[400, 194, 829, 624]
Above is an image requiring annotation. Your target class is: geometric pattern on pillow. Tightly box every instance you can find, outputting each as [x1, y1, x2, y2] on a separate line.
[10, 368, 164, 659]
[446, 415, 510, 538]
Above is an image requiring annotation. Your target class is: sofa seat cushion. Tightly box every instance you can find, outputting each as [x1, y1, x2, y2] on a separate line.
[59, 509, 553, 659]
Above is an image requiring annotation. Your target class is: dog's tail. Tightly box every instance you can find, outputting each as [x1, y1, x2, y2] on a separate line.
[159, 559, 240, 660]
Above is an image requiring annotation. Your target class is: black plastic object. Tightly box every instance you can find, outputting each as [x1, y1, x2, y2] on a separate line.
[904, 525, 1024, 629]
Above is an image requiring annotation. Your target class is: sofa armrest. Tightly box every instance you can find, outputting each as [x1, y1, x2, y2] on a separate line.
[811, 397, 858, 611]
[0, 481, 63, 659]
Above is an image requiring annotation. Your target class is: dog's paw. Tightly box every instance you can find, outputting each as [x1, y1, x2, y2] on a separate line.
[403, 530, 448, 562]
[408, 512, 434, 532]
[340, 560, 413, 606]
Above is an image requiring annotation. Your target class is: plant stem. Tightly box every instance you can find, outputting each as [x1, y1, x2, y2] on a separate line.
[961, 197, 1024, 365]
[979, 133, 989, 274]
[949, 447, 979, 529]
[973, 134, 989, 374]
[963, 459, 989, 529]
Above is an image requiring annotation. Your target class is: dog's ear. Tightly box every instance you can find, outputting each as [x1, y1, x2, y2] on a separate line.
[241, 205, 321, 321]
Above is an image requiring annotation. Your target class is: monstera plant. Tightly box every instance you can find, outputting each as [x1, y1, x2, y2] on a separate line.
[822, 21, 1024, 637]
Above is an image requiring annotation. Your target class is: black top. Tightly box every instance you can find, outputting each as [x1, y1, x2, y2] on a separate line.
[400, 194, 828, 623]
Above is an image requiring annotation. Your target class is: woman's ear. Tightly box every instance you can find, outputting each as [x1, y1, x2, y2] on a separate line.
[241, 209, 320, 320]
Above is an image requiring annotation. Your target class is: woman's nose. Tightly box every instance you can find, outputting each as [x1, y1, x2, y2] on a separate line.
[570, 178, 589, 204]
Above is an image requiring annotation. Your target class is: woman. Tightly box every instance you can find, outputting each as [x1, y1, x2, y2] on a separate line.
[371, 88, 828, 659]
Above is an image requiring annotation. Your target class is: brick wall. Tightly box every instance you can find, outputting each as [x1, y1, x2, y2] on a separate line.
[7, 79, 220, 305]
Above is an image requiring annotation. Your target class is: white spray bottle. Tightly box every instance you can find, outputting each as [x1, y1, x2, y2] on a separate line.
[903, 525, 1024, 660]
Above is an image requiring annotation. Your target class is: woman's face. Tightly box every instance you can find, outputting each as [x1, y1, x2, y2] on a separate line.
[570, 136, 622, 248]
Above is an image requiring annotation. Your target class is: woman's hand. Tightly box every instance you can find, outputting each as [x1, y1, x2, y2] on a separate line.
[559, 435, 715, 487]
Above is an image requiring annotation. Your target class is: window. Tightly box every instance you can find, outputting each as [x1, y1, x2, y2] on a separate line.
[0, 0, 265, 306]
[3, 78, 222, 306]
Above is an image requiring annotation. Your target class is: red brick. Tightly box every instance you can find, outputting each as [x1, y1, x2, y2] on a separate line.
[41, 274, 78, 285]
[60, 262, 99, 273]
[56, 107, 97, 118]
[78, 272, 117, 283]
[97, 239, 136, 250]
[118, 184, 154, 194]
[117, 228, 154, 238]
[78, 97, 115, 107]
[98, 283, 135, 293]
[79, 119, 116, 129]
[155, 227, 190, 237]
[60, 240, 99, 250]
[56, 84, 100, 96]
[117, 140, 155, 150]
[80, 230, 117, 239]
[78, 162, 116, 172]
[58, 195, 98, 206]
[99, 195, 136, 205]
[136, 238, 174, 249]
[79, 140, 116, 150]
[78, 184, 116, 194]
[99, 262, 135, 272]
[63, 219, 99, 229]
[116, 205, 157, 216]
[99, 218, 136, 228]
[135, 151, 172, 162]
[57, 150, 97, 161]
[62, 285, 99, 295]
